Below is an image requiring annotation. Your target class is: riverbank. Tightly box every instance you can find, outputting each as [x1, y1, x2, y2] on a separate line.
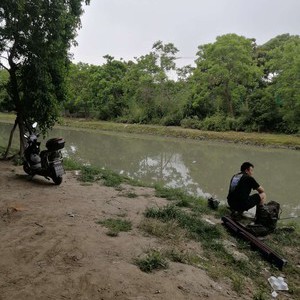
[1, 112, 300, 149]
[1, 160, 299, 299]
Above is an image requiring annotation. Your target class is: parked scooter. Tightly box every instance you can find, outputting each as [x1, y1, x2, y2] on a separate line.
[23, 122, 65, 185]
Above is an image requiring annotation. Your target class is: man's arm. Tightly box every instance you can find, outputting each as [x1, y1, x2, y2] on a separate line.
[256, 186, 266, 203]
[257, 186, 265, 193]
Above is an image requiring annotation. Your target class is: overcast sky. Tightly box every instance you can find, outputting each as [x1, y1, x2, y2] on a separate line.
[71, 0, 300, 67]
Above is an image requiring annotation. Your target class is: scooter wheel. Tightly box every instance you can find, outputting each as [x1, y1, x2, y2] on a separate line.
[52, 176, 63, 185]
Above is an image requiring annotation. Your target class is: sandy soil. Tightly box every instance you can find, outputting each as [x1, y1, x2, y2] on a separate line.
[0, 161, 248, 300]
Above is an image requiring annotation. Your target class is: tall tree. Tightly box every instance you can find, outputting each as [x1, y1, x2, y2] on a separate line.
[264, 35, 300, 133]
[0, 0, 90, 157]
[190, 34, 262, 119]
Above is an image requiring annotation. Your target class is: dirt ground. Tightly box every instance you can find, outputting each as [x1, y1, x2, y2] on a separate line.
[0, 160, 250, 300]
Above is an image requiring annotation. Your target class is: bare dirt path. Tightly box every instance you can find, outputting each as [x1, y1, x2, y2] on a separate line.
[0, 161, 243, 300]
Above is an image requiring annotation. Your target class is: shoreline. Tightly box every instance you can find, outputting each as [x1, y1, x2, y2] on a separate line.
[1, 113, 300, 150]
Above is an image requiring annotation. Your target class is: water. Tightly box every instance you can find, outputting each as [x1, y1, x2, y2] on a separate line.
[1, 123, 299, 219]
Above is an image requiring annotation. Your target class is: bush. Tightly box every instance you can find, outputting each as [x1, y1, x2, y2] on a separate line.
[201, 114, 227, 131]
[180, 117, 203, 129]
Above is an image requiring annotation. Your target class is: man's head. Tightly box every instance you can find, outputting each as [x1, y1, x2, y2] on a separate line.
[240, 162, 254, 176]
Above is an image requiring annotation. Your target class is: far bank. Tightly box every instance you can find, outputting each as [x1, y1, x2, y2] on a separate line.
[1, 112, 299, 149]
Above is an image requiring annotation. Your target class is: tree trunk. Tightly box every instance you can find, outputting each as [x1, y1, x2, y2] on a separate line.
[18, 115, 26, 156]
[2, 117, 18, 159]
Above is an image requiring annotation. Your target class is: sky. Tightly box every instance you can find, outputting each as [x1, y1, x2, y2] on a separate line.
[71, 0, 300, 67]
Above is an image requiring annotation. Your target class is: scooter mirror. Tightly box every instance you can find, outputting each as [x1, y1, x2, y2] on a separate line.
[32, 122, 38, 128]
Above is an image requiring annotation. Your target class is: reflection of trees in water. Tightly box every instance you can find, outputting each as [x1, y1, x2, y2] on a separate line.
[134, 152, 208, 197]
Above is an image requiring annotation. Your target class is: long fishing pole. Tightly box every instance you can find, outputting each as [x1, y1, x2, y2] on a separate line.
[278, 215, 300, 221]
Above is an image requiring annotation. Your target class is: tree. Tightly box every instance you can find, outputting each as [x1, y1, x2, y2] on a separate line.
[121, 41, 182, 124]
[190, 34, 262, 119]
[0, 68, 10, 110]
[91, 55, 128, 120]
[0, 0, 90, 158]
[65, 62, 97, 118]
[264, 35, 300, 133]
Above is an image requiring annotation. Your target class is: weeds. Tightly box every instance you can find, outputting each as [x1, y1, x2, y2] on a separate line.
[96, 218, 132, 236]
[164, 248, 204, 267]
[154, 185, 208, 212]
[123, 191, 138, 198]
[63, 158, 82, 170]
[139, 218, 186, 241]
[144, 205, 222, 244]
[135, 249, 168, 273]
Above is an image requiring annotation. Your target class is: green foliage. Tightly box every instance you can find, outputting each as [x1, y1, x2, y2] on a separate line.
[63, 157, 83, 170]
[135, 249, 168, 273]
[154, 184, 208, 209]
[265, 35, 300, 133]
[144, 205, 222, 244]
[190, 34, 262, 119]
[0, 69, 11, 111]
[80, 165, 123, 187]
[61, 33, 300, 134]
[0, 0, 90, 154]
[97, 218, 132, 236]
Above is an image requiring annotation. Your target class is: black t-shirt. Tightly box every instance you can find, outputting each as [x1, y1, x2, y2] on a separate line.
[227, 172, 260, 202]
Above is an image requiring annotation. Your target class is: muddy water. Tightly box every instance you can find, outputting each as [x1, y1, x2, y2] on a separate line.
[1, 123, 299, 219]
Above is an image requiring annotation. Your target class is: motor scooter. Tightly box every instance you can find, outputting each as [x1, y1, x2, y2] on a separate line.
[23, 122, 65, 185]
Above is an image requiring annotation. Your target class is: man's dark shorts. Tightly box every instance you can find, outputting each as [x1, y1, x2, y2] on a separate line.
[228, 194, 261, 212]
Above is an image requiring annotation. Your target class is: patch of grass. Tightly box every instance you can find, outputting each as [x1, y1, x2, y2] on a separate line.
[253, 290, 268, 300]
[78, 165, 124, 187]
[144, 205, 223, 245]
[63, 158, 82, 170]
[123, 191, 138, 198]
[164, 248, 204, 267]
[139, 218, 186, 241]
[155, 185, 207, 209]
[63, 158, 146, 188]
[96, 218, 132, 236]
[135, 249, 168, 273]
[230, 273, 245, 294]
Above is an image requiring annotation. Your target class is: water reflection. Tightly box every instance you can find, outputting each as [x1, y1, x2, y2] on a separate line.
[1, 123, 299, 219]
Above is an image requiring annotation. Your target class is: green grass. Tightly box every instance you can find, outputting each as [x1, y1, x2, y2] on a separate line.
[139, 218, 187, 241]
[142, 202, 300, 297]
[96, 218, 132, 236]
[135, 249, 168, 273]
[1, 112, 299, 148]
[144, 205, 223, 244]
[63, 158, 144, 187]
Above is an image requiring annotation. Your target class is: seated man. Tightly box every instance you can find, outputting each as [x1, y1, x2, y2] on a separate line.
[227, 162, 266, 214]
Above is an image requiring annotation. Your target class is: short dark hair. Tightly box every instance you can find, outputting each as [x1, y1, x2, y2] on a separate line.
[240, 162, 254, 172]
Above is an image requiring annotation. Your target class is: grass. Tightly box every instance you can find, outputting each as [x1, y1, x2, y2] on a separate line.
[144, 205, 223, 245]
[96, 218, 132, 236]
[141, 198, 300, 298]
[63, 157, 143, 187]
[1, 112, 300, 149]
[135, 249, 168, 273]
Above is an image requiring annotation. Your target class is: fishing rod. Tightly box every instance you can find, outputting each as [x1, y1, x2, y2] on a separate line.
[278, 215, 300, 221]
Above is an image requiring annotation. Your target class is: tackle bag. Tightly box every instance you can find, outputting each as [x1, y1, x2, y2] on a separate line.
[246, 201, 281, 236]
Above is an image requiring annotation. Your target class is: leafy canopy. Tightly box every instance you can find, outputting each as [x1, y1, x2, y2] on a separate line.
[0, 0, 90, 135]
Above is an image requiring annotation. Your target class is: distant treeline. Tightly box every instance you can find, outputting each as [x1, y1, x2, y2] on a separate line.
[1, 34, 299, 133]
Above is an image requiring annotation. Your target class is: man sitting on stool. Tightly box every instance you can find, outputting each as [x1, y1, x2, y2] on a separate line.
[227, 162, 266, 218]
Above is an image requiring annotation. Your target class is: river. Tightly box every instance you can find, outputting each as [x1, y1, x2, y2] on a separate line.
[1, 123, 299, 220]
